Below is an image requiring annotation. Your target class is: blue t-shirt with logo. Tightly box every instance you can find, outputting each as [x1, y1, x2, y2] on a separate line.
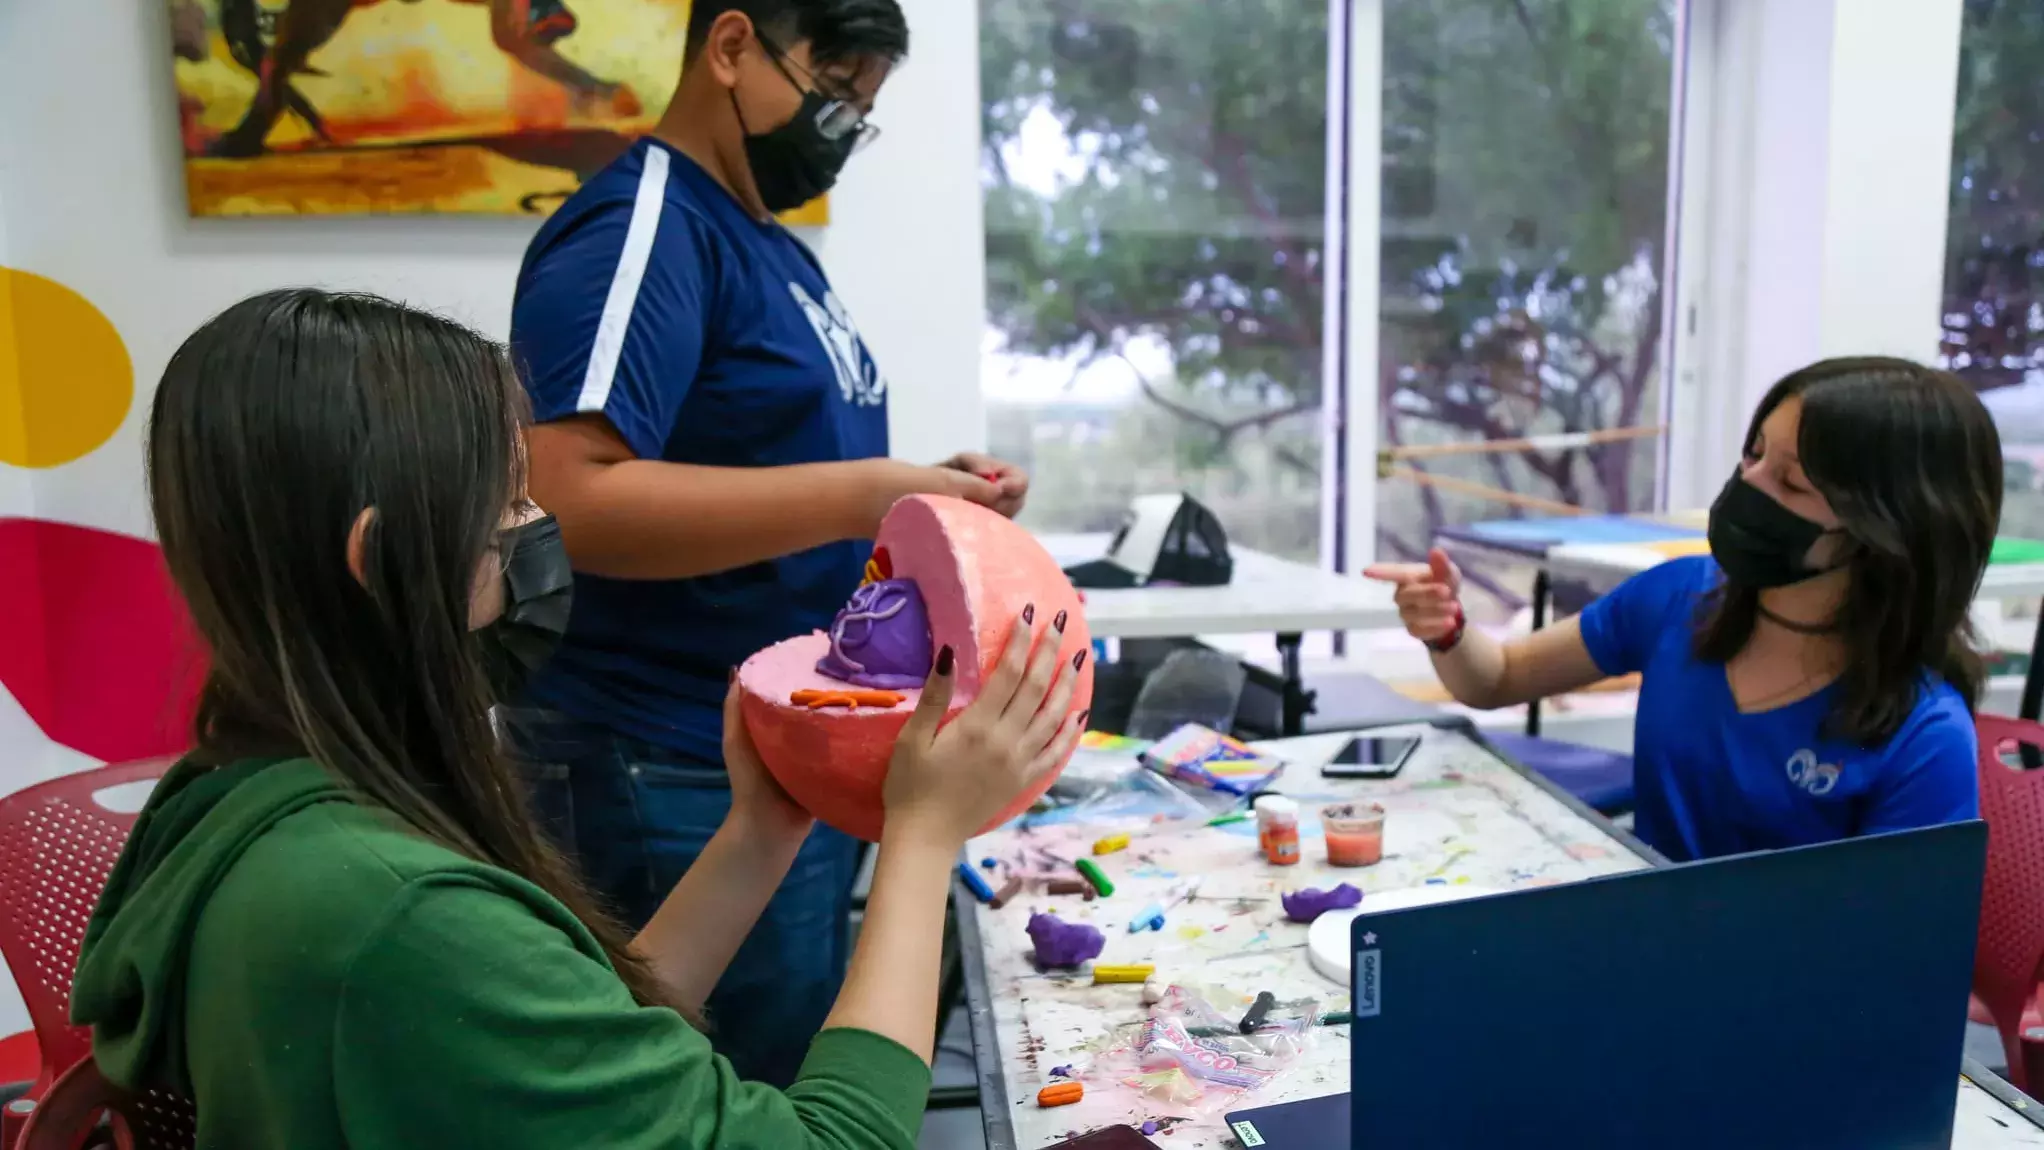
[510, 139, 889, 762]
[1577, 556, 1979, 862]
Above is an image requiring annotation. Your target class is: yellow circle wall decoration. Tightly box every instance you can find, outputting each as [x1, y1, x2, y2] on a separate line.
[0, 268, 134, 469]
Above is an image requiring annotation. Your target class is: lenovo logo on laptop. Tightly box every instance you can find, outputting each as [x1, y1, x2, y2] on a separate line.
[1355, 948, 1382, 1018]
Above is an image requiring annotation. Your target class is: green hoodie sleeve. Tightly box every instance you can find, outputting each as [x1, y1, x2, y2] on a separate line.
[332, 873, 930, 1150]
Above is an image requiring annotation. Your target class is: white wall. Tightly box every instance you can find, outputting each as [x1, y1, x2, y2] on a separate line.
[821, 0, 988, 464]
[1670, 0, 1964, 510]
[0, 0, 985, 545]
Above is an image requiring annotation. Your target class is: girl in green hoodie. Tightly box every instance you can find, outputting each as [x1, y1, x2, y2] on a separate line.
[71, 288, 1083, 1149]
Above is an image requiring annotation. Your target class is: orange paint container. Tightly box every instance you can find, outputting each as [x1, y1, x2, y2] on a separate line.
[1255, 796, 1302, 866]
[1322, 802, 1386, 867]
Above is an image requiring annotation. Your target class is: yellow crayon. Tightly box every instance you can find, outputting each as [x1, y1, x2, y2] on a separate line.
[1092, 833, 1130, 855]
[1093, 964, 1156, 984]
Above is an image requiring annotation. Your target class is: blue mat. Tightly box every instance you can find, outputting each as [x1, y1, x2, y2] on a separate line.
[1451, 514, 1701, 550]
[1485, 730, 1635, 815]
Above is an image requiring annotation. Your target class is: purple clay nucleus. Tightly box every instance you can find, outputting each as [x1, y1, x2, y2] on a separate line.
[1027, 912, 1106, 970]
[815, 578, 934, 690]
[1282, 883, 1362, 924]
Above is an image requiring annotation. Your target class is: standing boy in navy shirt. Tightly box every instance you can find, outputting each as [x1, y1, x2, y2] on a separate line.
[505, 0, 1026, 1086]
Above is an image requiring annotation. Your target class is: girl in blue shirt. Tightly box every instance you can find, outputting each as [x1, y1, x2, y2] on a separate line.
[1368, 358, 2003, 861]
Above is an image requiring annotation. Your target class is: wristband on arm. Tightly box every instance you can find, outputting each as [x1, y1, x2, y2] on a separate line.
[1425, 603, 1467, 654]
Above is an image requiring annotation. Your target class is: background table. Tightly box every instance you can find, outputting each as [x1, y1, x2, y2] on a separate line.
[956, 725, 2043, 1149]
[1041, 534, 1398, 734]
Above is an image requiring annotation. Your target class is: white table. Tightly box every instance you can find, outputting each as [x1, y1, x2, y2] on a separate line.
[1041, 534, 1398, 735]
[955, 728, 2044, 1149]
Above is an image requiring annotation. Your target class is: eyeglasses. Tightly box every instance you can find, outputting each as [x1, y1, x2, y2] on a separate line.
[757, 35, 883, 153]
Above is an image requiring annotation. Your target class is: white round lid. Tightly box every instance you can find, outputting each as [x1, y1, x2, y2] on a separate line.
[1306, 884, 1501, 985]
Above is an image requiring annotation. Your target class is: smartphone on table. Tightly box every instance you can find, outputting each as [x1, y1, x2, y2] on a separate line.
[1319, 731, 1422, 780]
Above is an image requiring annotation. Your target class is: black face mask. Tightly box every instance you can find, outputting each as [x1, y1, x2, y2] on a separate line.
[1707, 471, 1837, 590]
[478, 514, 574, 701]
[734, 89, 857, 214]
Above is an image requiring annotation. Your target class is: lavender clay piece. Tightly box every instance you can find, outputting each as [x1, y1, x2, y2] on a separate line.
[1028, 912, 1107, 969]
[815, 578, 935, 689]
[1282, 883, 1362, 924]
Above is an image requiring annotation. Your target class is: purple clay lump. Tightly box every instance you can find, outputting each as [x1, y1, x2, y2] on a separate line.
[1282, 883, 1362, 924]
[815, 578, 934, 689]
[1028, 912, 1106, 969]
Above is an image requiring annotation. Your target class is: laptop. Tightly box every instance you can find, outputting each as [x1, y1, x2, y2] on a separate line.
[1227, 822, 1987, 1149]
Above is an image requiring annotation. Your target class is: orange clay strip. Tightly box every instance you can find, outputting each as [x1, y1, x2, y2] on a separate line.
[789, 688, 907, 710]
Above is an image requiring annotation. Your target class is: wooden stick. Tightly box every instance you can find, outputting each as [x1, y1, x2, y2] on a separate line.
[1379, 424, 1665, 464]
[1381, 467, 1588, 517]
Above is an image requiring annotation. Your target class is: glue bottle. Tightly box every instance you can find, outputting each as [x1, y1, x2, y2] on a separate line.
[1255, 795, 1301, 866]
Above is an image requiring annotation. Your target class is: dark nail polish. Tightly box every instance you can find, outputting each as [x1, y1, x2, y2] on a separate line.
[1073, 649, 1088, 672]
[1022, 604, 1036, 626]
[1053, 609, 1068, 632]
[936, 646, 955, 675]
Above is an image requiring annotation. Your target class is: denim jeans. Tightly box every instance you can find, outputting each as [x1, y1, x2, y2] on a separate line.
[499, 707, 860, 1088]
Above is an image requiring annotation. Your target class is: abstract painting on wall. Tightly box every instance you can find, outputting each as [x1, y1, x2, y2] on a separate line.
[165, 0, 828, 222]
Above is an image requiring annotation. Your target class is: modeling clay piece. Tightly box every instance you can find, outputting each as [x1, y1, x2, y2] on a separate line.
[738, 496, 1094, 841]
[787, 688, 907, 710]
[1281, 883, 1363, 924]
[861, 546, 893, 586]
[1037, 1081, 1084, 1107]
[814, 578, 934, 689]
[1028, 913, 1107, 969]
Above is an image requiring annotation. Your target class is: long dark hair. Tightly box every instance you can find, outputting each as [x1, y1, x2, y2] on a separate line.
[1694, 356, 2004, 743]
[147, 289, 670, 1009]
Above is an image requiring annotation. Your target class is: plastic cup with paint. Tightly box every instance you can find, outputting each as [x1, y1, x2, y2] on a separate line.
[1321, 802, 1385, 867]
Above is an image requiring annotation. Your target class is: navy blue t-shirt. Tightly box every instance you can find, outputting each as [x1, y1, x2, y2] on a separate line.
[1578, 556, 1979, 862]
[510, 139, 889, 761]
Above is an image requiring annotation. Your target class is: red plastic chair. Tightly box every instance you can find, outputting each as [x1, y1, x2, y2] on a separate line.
[1972, 714, 2044, 1091]
[0, 761, 175, 1146]
[14, 1056, 192, 1150]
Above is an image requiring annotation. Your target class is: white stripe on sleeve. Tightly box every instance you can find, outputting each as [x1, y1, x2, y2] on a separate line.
[576, 145, 671, 414]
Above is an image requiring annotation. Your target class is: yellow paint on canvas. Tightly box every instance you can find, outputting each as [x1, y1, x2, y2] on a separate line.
[169, 0, 827, 223]
[0, 269, 133, 469]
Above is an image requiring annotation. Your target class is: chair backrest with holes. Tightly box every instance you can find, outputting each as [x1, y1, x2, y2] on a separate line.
[0, 760, 174, 1099]
[1973, 714, 2044, 1091]
[17, 1055, 195, 1150]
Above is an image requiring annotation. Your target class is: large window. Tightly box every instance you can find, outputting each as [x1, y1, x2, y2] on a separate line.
[980, 0, 1334, 562]
[980, 0, 1687, 614]
[1374, 0, 1681, 616]
[1942, 0, 2044, 536]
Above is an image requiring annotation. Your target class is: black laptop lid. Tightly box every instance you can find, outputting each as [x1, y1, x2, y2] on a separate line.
[1350, 821, 1987, 1150]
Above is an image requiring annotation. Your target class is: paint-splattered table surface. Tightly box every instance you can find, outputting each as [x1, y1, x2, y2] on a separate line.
[1959, 1068, 2044, 1146]
[957, 727, 2044, 1149]
[958, 726, 1648, 1149]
